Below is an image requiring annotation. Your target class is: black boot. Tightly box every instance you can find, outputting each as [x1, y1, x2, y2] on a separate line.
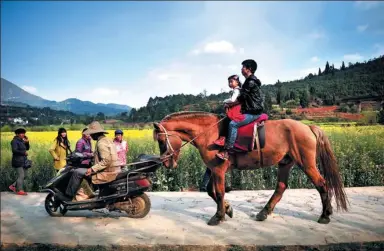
[200, 168, 211, 192]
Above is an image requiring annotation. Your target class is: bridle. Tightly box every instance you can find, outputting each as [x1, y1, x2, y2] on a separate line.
[155, 117, 227, 163]
[155, 123, 178, 162]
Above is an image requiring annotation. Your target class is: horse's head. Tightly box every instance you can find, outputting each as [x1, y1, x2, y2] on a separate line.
[153, 122, 182, 169]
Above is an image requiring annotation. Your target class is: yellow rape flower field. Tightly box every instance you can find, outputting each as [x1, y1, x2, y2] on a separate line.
[1, 126, 383, 192]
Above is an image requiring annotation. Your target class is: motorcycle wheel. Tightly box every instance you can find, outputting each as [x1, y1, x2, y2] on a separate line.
[44, 193, 67, 217]
[125, 193, 151, 218]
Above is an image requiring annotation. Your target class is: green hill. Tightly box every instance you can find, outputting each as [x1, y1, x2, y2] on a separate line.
[127, 55, 384, 122]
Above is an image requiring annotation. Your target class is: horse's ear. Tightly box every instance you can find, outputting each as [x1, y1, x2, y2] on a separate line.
[153, 122, 160, 130]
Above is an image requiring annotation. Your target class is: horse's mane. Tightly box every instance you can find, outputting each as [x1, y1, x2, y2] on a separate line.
[160, 111, 220, 122]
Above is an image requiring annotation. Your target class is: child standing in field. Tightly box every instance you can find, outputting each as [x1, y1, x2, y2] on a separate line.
[49, 128, 72, 172]
[113, 129, 129, 171]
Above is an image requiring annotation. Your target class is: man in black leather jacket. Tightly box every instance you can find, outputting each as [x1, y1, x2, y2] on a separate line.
[216, 59, 264, 160]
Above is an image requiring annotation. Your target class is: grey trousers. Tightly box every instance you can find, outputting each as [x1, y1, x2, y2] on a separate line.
[12, 167, 28, 191]
[66, 168, 88, 197]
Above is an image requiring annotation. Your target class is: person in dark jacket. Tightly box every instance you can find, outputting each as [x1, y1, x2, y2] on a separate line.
[216, 59, 264, 160]
[9, 128, 30, 195]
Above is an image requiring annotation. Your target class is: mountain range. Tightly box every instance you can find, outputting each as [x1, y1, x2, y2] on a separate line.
[0, 78, 131, 115]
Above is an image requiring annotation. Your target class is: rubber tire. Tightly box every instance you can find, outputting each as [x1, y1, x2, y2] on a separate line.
[125, 193, 151, 219]
[44, 193, 67, 217]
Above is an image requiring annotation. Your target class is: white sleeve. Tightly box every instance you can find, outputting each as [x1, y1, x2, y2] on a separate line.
[230, 89, 240, 102]
[223, 89, 240, 103]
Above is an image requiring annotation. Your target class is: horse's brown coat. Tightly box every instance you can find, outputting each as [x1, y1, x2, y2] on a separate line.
[153, 111, 349, 226]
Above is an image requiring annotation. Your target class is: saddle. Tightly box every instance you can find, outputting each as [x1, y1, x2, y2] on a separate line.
[214, 111, 268, 164]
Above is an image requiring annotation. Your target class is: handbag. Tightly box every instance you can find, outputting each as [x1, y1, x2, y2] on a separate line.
[24, 158, 32, 169]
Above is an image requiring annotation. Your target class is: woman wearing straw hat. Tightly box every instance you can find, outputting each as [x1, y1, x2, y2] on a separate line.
[64, 121, 121, 201]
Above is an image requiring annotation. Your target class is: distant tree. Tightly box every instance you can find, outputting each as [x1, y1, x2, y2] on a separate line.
[95, 112, 105, 121]
[299, 90, 310, 108]
[277, 87, 287, 105]
[325, 61, 330, 74]
[309, 86, 316, 96]
[264, 93, 273, 114]
[289, 91, 296, 100]
[341, 61, 346, 70]
[203, 89, 208, 98]
[318, 68, 321, 76]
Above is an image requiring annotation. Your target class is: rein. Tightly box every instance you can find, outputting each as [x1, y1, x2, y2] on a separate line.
[123, 115, 226, 168]
[156, 116, 227, 160]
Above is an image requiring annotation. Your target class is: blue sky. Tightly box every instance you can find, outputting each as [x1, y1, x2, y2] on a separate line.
[2, 1, 384, 108]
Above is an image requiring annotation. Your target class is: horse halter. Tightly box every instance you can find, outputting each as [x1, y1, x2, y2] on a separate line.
[155, 123, 179, 161]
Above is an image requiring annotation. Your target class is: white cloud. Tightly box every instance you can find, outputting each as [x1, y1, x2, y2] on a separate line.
[190, 49, 201, 55]
[191, 40, 237, 55]
[156, 73, 185, 81]
[357, 24, 368, 32]
[343, 53, 364, 62]
[354, 1, 380, 10]
[21, 85, 37, 94]
[310, 56, 320, 63]
[118, 2, 329, 108]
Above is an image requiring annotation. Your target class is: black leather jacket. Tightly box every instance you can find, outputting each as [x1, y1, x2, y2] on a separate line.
[11, 136, 29, 168]
[237, 75, 264, 115]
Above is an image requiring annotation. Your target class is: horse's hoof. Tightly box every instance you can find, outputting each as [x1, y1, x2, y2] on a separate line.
[255, 211, 268, 221]
[226, 206, 233, 218]
[207, 215, 224, 226]
[318, 216, 330, 224]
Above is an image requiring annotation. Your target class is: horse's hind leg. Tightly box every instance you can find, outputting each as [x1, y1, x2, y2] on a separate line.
[256, 161, 294, 221]
[301, 163, 333, 224]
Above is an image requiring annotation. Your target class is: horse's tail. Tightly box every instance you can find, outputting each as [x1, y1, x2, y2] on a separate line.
[309, 125, 349, 212]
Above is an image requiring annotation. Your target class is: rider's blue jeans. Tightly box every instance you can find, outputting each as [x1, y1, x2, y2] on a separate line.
[226, 114, 261, 149]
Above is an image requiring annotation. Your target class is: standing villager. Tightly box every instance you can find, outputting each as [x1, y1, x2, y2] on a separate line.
[49, 127, 72, 172]
[9, 128, 31, 195]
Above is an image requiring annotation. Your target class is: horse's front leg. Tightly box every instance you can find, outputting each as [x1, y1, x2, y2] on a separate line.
[207, 174, 234, 220]
[207, 168, 226, 226]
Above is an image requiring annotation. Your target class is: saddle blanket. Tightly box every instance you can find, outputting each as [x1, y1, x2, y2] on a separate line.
[233, 113, 268, 152]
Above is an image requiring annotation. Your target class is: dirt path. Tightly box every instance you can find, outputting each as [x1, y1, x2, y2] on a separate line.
[1, 187, 384, 250]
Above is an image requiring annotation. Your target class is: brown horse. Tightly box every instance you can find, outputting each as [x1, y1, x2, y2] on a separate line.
[153, 111, 349, 226]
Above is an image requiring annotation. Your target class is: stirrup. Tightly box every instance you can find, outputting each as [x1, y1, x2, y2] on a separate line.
[216, 151, 229, 160]
[213, 136, 226, 146]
